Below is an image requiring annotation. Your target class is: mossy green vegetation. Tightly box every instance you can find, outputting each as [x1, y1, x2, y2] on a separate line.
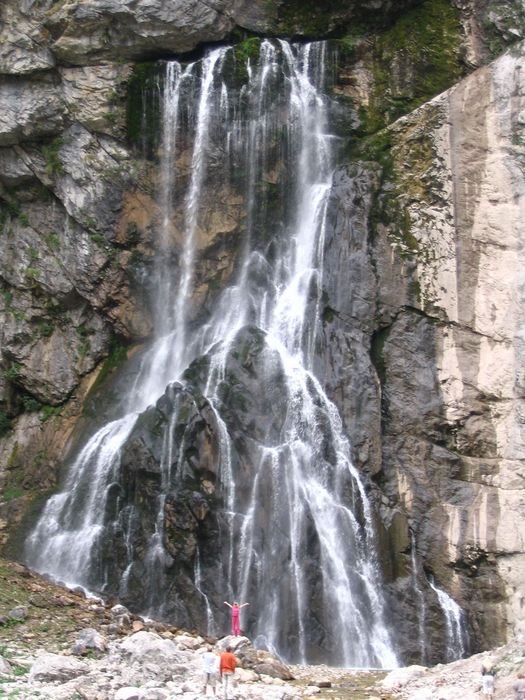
[357, 127, 394, 178]
[38, 319, 54, 338]
[42, 136, 64, 176]
[231, 37, 262, 83]
[126, 62, 162, 158]
[21, 394, 41, 413]
[92, 340, 129, 391]
[0, 199, 22, 228]
[274, 0, 333, 35]
[349, 124, 421, 267]
[340, 1, 457, 270]
[233, 36, 262, 64]
[40, 404, 62, 421]
[3, 363, 22, 383]
[90, 232, 108, 249]
[347, 0, 464, 134]
[335, 26, 368, 56]
[44, 231, 60, 251]
[76, 324, 91, 357]
[1, 485, 24, 502]
[24, 266, 39, 281]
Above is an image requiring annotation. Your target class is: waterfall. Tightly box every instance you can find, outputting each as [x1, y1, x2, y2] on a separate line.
[410, 533, 428, 663]
[23, 414, 137, 590]
[26, 40, 398, 667]
[428, 577, 468, 661]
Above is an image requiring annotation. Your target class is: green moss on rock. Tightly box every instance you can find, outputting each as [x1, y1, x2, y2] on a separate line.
[93, 341, 129, 390]
[354, 0, 464, 132]
[352, 125, 420, 262]
[233, 37, 262, 63]
[223, 37, 263, 86]
[126, 63, 162, 157]
[335, 27, 368, 57]
[273, 0, 340, 35]
[42, 137, 64, 176]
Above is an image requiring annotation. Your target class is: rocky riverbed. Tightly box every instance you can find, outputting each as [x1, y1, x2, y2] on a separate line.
[0, 559, 524, 700]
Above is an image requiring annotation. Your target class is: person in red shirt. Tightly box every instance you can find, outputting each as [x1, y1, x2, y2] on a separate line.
[224, 601, 249, 636]
[219, 646, 237, 699]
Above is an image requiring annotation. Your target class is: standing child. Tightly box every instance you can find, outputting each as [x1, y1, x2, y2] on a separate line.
[224, 601, 249, 636]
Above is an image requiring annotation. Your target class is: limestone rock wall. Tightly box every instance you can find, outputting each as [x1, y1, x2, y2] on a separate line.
[321, 44, 525, 653]
[388, 47, 525, 646]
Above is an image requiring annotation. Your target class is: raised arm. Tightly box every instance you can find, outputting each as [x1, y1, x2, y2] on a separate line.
[239, 602, 250, 608]
[224, 601, 233, 608]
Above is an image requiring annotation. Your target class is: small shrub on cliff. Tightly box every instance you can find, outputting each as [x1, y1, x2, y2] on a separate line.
[38, 320, 54, 337]
[3, 364, 21, 382]
[40, 404, 62, 421]
[24, 267, 39, 282]
[44, 232, 60, 251]
[21, 395, 42, 412]
[42, 137, 64, 175]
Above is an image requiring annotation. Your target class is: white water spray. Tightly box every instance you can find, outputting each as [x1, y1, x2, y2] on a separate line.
[26, 40, 398, 667]
[410, 533, 428, 663]
[429, 577, 468, 661]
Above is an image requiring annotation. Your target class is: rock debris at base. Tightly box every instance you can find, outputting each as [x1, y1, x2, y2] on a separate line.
[1, 620, 525, 699]
[0, 562, 524, 700]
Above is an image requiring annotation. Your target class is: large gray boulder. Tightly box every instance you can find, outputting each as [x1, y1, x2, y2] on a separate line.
[118, 631, 190, 666]
[28, 652, 89, 682]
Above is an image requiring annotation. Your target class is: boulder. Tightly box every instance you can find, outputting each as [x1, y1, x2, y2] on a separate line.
[28, 652, 89, 682]
[71, 627, 108, 655]
[8, 606, 28, 621]
[118, 631, 189, 666]
[0, 656, 12, 674]
[381, 665, 428, 691]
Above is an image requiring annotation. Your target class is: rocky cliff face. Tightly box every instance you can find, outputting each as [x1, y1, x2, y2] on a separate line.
[1, 0, 524, 663]
[320, 43, 525, 656]
[380, 46, 525, 650]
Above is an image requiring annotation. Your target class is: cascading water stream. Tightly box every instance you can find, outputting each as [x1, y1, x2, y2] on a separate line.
[410, 533, 428, 663]
[25, 414, 137, 591]
[26, 40, 399, 667]
[428, 577, 469, 661]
